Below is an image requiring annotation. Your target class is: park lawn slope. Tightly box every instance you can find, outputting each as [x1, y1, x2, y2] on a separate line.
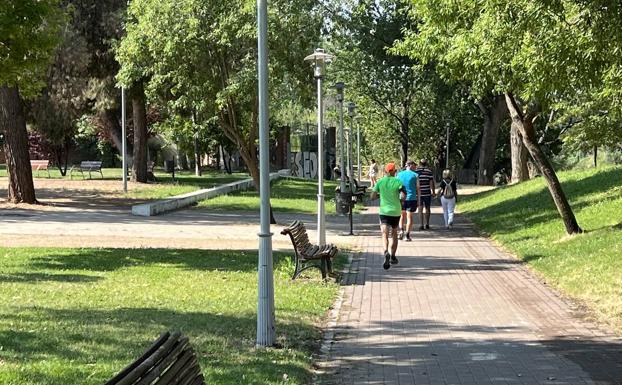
[460, 166, 622, 332]
[0, 247, 344, 385]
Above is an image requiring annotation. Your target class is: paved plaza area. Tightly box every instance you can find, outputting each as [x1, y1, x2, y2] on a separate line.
[1, 179, 621, 384]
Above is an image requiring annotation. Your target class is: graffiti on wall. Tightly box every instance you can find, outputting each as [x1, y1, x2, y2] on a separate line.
[291, 151, 318, 179]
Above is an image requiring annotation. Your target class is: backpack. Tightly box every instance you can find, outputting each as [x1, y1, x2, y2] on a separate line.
[444, 179, 455, 199]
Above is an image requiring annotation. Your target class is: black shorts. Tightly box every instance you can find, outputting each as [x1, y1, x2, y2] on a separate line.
[419, 196, 432, 209]
[402, 200, 418, 212]
[379, 215, 400, 228]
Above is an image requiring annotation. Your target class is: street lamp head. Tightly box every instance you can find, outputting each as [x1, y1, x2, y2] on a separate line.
[347, 102, 356, 117]
[304, 48, 334, 79]
[334, 82, 345, 102]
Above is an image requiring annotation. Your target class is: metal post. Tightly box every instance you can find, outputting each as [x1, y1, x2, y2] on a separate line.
[446, 123, 450, 169]
[336, 86, 346, 193]
[316, 77, 326, 246]
[357, 121, 361, 181]
[256, 0, 275, 348]
[121, 87, 127, 192]
[348, 119, 354, 192]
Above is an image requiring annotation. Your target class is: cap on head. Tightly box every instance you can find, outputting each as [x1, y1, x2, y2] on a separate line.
[442, 169, 453, 179]
[385, 162, 397, 173]
[420, 159, 428, 167]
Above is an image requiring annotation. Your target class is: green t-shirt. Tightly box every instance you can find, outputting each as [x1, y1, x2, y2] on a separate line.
[372, 176, 403, 216]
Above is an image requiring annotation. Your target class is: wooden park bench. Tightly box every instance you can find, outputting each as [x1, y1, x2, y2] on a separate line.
[281, 221, 338, 279]
[104, 331, 205, 385]
[30, 159, 50, 178]
[70, 161, 104, 179]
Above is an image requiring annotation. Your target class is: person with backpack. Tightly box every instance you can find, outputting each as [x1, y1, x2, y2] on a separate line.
[438, 169, 458, 229]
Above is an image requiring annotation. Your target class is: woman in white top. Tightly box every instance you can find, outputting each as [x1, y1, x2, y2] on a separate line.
[368, 159, 379, 187]
[438, 169, 458, 229]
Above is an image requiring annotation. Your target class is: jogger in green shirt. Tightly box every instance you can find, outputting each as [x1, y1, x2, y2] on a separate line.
[371, 162, 406, 270]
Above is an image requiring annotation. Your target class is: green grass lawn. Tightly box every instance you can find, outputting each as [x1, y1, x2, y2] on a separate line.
[460, 166, 622, 332]
[199, 178, 363, 215]
[0, 247, 345, 385]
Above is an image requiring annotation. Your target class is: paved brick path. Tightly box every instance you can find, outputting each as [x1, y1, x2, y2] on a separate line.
[318, 205, 622, 385]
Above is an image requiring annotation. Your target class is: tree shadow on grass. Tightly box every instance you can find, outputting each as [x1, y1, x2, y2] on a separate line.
[26, 248, 295, 275]
[0, 272, 102, 283]
[0, 307, 318, 385]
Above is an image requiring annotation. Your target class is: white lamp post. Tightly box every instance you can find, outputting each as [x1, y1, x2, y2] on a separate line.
[256, 0, 275, 347]
[334, 82, 346, 193]
[121, 88, 127, 192]
[304, 48, 334, 246]
[347, 102, 356, 189]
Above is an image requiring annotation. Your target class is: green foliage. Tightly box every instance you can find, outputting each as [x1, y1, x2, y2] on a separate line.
[0, 247, 343, 384]
[460, 166, 622, 331]
[0, 0, 65, 97]
[397, 0, 622, 152]
[327, 0, 481, 167]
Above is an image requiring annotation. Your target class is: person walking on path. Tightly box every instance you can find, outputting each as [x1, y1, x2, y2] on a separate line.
[370, 162, 405, 270]
[368, 159, 379, 187]
[397, 160, 420, 241]
[415, 159, 435, 230]
[438, 169, 458, 229]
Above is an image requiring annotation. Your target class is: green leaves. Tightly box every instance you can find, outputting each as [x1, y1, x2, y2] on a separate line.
[0, 0, 65, 97]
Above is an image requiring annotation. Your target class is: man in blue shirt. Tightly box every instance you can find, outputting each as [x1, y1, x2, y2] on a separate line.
[397, 160, 420, 241]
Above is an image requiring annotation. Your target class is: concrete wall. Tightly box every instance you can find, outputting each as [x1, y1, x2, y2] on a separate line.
[132, 172, 281, 216]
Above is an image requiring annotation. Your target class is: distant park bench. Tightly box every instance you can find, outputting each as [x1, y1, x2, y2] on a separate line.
[70, 161, 103, 179]
[281, 221, 338, 279]
[104, 331, 205, 385]
[30, 160, 50, 178]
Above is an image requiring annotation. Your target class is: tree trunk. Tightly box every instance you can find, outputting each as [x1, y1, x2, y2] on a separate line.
[593, 146, 597, 168]
[398, 117, 409, 167]
[194, 133, 201, 176]
[477, 95, 507, 185]
[510, 121, 529, 183]
[505, 92, 582, 235]
[0, 86, 37, 203]
[101, 108, 124, 154]
[131, 83, 148, 183]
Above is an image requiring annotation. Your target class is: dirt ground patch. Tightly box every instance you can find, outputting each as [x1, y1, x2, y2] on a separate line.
[0, 177, 147, 211]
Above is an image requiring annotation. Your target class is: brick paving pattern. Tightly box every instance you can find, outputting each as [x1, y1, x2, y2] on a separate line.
[318, 206, 622, 385]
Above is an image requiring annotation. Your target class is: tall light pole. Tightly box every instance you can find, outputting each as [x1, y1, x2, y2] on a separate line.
[347, 102, 356, 188]
[121, 88, 127, 192]
[256, 0, 275, 347]
[121, 0, 129, 193]
[335, 82, 346, 193]
[304, 48, 333, 246]
[356, 117, 361, 181]
[445, 122, 450, 169]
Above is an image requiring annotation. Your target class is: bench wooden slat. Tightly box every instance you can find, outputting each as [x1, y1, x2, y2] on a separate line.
[281, 221, 338, 279]
[136, 337, 191, 385]
[105, 331, 205, 385]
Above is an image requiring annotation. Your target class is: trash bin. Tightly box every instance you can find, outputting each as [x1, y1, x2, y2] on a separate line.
[164, 160, 174, 173]
[335, 191, 353, 216]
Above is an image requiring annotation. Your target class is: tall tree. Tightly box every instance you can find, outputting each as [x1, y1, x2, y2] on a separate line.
[329, 0, 419, 167]
[0, 0, 64, 203]
[116, 0, 321, 190]
[396, 0, 602, 234]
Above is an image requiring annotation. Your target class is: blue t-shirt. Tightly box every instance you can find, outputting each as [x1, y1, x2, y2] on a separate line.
[397, 169, 418, 201]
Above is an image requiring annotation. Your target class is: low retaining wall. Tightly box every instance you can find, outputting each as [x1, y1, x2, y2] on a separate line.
[132, 172, 281, 216]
